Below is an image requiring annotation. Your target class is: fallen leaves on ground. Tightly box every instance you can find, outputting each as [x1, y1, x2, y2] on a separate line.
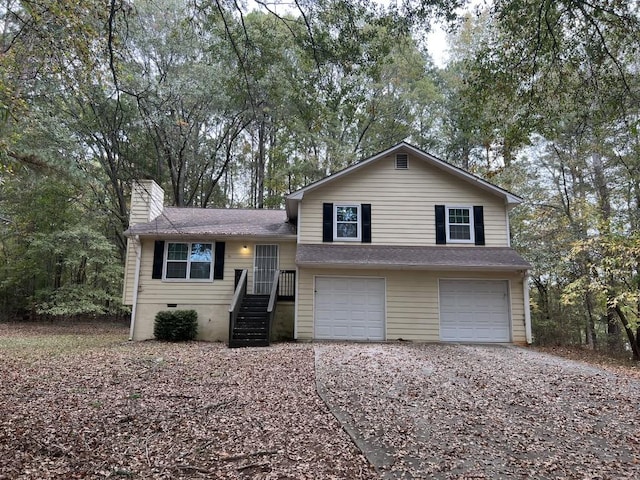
[315, 343, 640, 479]
[533, 345, 640, 380]
[4, 323, 640, 480]
[0, 323, 375, 479]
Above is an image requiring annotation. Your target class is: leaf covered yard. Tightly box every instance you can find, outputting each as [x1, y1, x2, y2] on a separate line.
[2, 323, 640, 479]
[0, 323, 374, 479]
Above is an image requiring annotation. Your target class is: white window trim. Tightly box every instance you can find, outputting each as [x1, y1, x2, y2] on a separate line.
[333, 204, 362, 242]
[445, 206, 474, 244]
[163, 241, 214, 282]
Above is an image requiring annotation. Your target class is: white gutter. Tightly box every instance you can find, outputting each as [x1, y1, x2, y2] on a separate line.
[128, 236, 142, 341]
[523, 272, 532, 344]
[505, 208, 511, 247]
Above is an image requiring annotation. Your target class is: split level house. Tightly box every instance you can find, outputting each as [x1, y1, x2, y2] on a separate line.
[122, 142, 532, 346]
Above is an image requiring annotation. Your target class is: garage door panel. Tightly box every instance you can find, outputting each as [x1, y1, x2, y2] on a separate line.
[315, 277, 385, 341]
[440, 280, 510, 343]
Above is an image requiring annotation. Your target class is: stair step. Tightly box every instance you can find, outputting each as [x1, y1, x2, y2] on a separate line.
[229, 294, 272, 348]
[240, 304, 269, 310]
[235, 326, 267, 332]
[233, 333, 268, 340]
[234, 326, 268, 332]
[232, 330, 268, 337]
[229, 339, 270, 348]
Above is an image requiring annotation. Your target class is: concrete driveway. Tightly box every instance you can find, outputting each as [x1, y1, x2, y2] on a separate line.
[315, 343, 640, 479]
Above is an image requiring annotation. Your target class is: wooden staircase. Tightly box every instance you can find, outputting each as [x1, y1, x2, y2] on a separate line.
[229, 295, 270, 347]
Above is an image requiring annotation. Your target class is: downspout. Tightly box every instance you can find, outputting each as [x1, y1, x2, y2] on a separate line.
[505, 207, 512, 247]
[293, 201, 302, 340]
[129, 236, 142, 341]
[523, 271, 532, 344]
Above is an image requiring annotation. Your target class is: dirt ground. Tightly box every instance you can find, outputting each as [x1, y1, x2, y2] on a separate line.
[2, 322, 640, 479]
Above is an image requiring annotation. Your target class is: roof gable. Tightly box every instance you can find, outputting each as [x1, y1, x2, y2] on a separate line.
[285, 142, 522, 220]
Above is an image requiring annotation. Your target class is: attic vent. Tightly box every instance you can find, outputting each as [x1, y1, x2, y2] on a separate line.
[395, 153, 408, 169]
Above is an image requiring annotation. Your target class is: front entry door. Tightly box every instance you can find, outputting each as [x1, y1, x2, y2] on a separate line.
[254, 245, 279, 294]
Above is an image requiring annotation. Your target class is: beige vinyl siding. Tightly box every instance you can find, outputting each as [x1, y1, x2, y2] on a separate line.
[509, 277, 526, 342]
[131, 239, 297, 340]
[296, 268, 526, 344]
[122, 240, 138, 305]
[298, 154, 509, 246]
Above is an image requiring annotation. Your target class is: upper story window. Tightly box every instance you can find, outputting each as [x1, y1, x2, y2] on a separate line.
[334, 205, 361, 241]
[165, 242, 213, 280]
[446, 207, 474, 243]
[323, 202, 371, 243]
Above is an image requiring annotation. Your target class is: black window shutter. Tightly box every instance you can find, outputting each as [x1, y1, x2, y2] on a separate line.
[152, 240, 165, 279]
[322, 203, 333, 242]
[214, 242, 225, 279]
[473, 206, 485, 246]
[435, 205, 446, 244]
[362, 204, 372, 243]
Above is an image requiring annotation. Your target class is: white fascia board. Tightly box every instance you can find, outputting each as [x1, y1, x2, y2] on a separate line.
[285, 141, 523, 214]
[287, 143, 406, 199]
[285, 144, 409, 221]
[400, 143, 523, 206]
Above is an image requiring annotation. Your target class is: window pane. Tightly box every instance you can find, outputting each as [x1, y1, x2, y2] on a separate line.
[336, 222, 358, 238]
[191, 243, 212, 262]
[336, 206, 358, 222]
[167, 243, 188, 261]
[449, 209, 469, 224]
[166, 262, 187, 278]
[450, 225, 471, 240]
[190, 262, 211, 279]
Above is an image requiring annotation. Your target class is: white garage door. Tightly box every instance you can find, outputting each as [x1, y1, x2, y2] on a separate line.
[439, 279, 510, 342]
[314, 277, 385, 340]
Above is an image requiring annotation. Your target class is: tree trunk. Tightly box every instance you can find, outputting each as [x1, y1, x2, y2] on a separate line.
[584, 292, 597, 349]
[606, 308, 620, 352]
[256, 117, 266, 209]
[613, 304, 640, 360]
[54, 255, 63, 290]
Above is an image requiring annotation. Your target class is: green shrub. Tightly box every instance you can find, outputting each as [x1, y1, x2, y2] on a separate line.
[154, 310, 198, 341]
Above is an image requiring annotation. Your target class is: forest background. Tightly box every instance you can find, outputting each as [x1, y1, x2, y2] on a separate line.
[0, 0, 638, 358]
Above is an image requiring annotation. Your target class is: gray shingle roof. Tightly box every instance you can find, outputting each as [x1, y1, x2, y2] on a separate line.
[296, 244, 531, 270]
[126, 207, 295, 238]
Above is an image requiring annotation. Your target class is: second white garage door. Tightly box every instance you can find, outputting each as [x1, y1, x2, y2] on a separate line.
[314, 277, 385, 340]
[439, 279, 511, 342]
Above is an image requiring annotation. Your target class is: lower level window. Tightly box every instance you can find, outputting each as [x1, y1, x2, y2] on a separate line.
[165, 242, 213, 280]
